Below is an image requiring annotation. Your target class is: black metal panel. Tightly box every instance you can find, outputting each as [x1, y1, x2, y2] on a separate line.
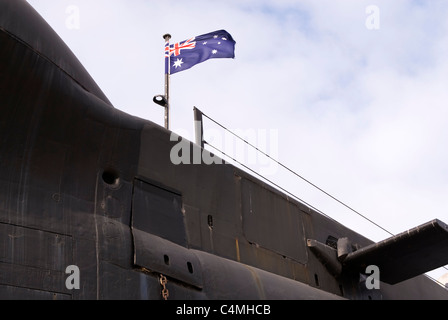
[132, 178, 186, 247]
[0, 223, 72, 271]
[98, 261, 161, 300]
[0, 285, 70, 300]
[133, 229, 203, 289]
[195, 248, 345, 300]
[241, 177, 307, 263]
[0, 224, 72, 298]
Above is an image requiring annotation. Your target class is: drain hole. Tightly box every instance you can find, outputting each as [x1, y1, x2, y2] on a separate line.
[164, 254, 170, 265]
[314, 274, 320, 287]
[207, 215, 213, 229]
[187, 262, 194, 274]
[102, 169, 119, 185]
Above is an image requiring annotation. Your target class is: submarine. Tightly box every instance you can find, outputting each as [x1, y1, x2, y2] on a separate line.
[1, 0, 448, 300]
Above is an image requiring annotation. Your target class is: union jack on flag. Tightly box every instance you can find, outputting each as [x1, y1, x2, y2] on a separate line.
[165, 29, 236, 75]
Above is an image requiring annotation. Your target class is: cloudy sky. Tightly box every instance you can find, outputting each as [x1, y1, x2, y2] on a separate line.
[26, 0, 448, 283]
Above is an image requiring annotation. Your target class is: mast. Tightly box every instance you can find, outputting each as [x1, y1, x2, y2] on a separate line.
[163, 33, 171, 130]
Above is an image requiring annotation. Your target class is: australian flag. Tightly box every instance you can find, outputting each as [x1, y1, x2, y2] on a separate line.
[165, 29, 236, 75]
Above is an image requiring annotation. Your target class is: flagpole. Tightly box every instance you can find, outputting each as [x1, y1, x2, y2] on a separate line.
[163, 33, 171, 130]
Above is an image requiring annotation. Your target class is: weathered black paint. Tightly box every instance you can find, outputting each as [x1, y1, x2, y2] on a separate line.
[1, 0, 447, 300]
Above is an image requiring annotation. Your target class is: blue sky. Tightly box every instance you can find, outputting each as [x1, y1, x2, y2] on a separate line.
[27, 0, 448, 283]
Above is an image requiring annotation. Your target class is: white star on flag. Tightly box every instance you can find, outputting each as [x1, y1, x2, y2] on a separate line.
[212, 49, 218, 54]
[173, 58, 184, 68]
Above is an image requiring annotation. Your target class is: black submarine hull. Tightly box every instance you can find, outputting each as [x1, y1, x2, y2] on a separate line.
[1, 0, 447, 300]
